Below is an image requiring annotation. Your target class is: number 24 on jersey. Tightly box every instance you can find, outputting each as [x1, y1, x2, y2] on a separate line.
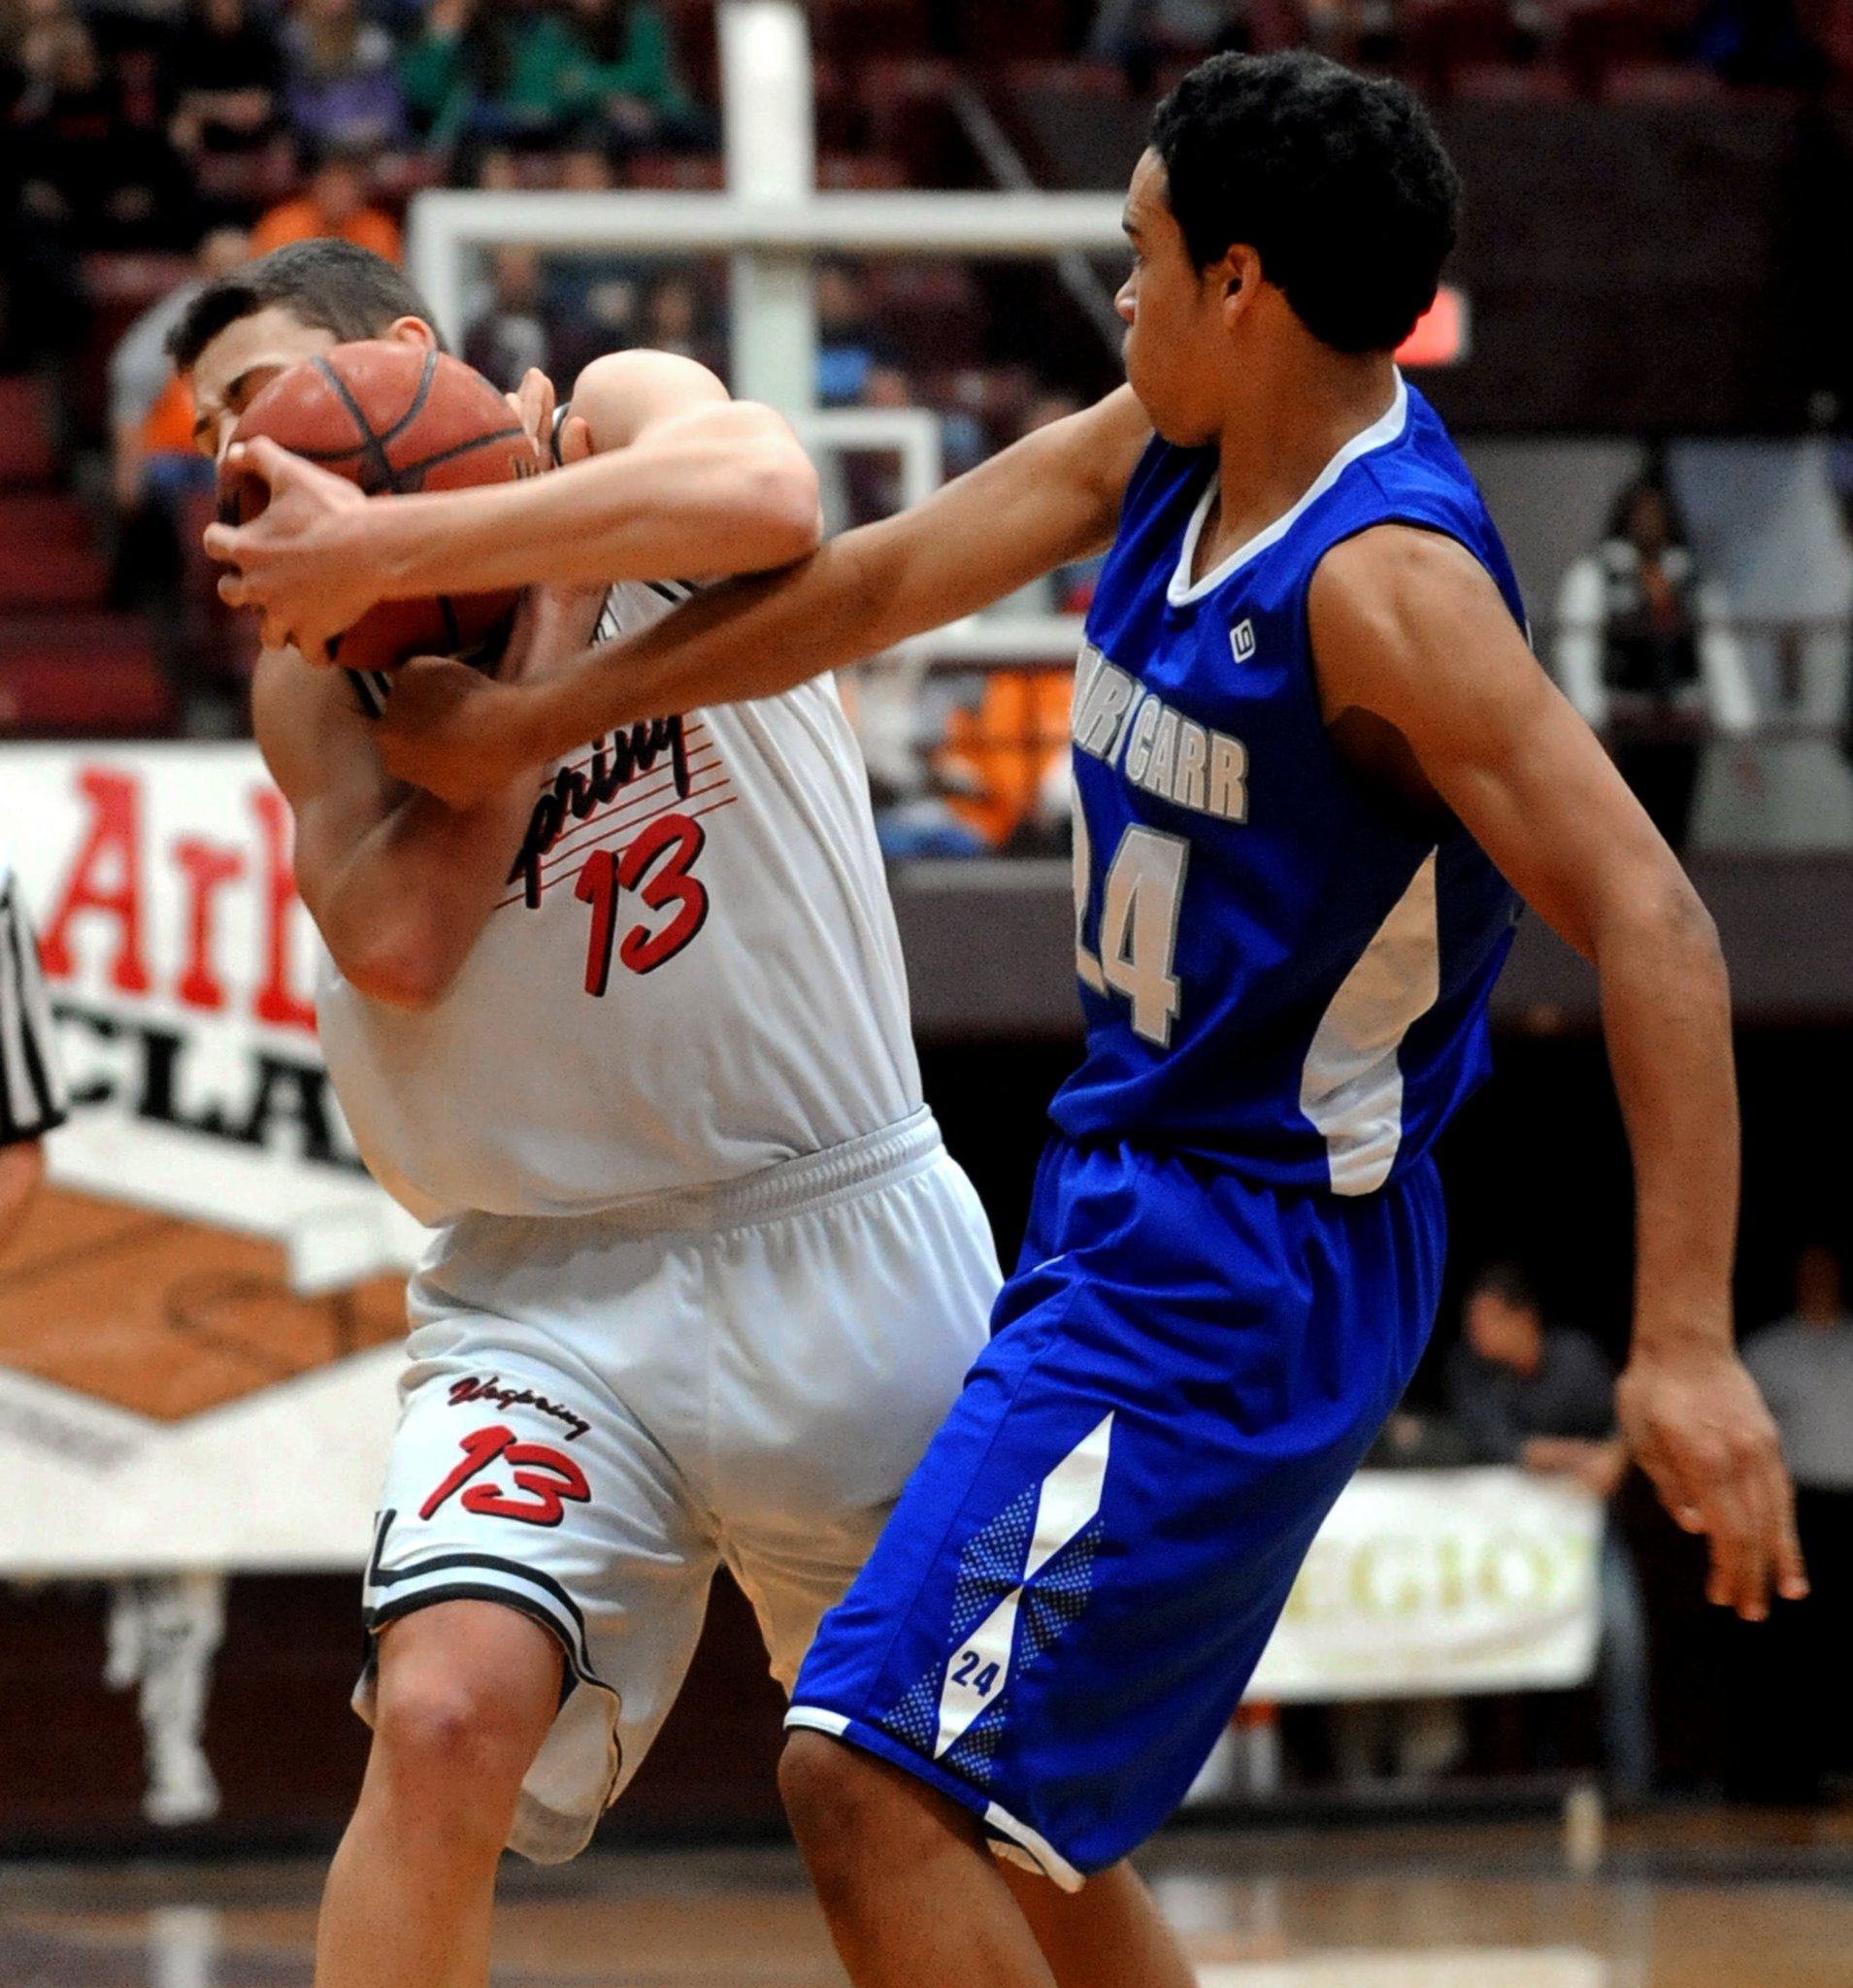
[1073, 806, 1190, 1048]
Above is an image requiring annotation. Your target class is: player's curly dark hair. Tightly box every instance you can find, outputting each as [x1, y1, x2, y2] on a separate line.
[166, 239, 443, 373]
[1148, 50, 1460, 355]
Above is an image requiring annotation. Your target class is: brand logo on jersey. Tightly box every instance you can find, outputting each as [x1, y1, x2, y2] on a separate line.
[1070, 643, 1248, 824]
[1231, 618, 1256, 662]
[508, 715, 691, 908]
[447, 1375, 590, 1442]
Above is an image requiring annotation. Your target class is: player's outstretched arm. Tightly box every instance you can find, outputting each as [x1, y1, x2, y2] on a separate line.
[208, 350, 820, 662]
[375, 387, 1152, 805]
[1309, 525, 1806, 1621]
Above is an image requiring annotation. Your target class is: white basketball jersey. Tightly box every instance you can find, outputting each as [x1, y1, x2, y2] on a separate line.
[316, 582, 924, 1224]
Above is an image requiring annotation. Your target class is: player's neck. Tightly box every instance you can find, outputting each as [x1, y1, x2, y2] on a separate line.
[1194, 348, 1400, 584]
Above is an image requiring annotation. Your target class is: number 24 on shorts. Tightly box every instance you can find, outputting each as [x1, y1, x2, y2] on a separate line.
[1074, 811, 1190, 1048]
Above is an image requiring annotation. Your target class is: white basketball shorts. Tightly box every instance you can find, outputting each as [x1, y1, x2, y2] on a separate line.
[354, 1108, 999, 1863]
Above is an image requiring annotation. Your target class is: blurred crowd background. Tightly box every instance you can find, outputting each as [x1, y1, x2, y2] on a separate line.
[2, 0, 1853, 1832]
[5, 3, 1853, 844]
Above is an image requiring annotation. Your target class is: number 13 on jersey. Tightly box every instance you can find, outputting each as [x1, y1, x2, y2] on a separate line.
[1073, 804, 1191, 1048]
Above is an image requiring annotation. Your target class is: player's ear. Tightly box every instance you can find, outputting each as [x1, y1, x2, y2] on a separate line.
[385, 315, 440, 351]
[1215, 246, 1262, 328]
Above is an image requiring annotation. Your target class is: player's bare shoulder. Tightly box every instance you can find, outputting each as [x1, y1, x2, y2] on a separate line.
[1307, 521, 1539, 734]
[571, 348, 732, 441]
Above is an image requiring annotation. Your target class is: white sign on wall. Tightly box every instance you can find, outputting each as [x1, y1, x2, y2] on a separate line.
[0, 743, 421, 1277]
[0, 744, 416, 1575]
[1248, 1468, 1605, 1700]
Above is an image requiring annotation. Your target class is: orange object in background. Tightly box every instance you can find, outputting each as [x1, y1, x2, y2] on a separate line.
[248, 199, 402, 264]
[138, 370, 197, 456]
[1397, 285, 1470, 368]
[939, 669, 1074, 847]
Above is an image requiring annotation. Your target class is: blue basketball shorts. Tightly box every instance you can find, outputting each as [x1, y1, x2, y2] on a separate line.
[785, 1135, 1445, 1888]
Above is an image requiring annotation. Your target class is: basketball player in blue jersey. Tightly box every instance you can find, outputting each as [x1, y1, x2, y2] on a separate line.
[225, 50, 1806, 1988]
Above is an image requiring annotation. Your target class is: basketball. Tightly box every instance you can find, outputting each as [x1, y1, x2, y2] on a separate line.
[217, 340, 544, 674]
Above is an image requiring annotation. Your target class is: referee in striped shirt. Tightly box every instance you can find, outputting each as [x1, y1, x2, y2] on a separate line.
[0, 859, 68, 1250]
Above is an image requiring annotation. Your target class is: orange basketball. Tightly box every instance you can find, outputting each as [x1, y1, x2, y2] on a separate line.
[218, 341, 544, 675]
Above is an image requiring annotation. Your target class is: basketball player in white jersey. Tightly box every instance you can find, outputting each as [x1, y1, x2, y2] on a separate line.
[179, 239, 1004, 1988]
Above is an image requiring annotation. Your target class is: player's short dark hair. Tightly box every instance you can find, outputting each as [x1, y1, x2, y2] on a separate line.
[166, 240, 440, 373]
[1148, 50, 1460, 354]
[1466, 1261, 1542, 1318]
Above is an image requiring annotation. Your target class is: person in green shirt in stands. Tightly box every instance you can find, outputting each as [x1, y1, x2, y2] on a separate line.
[402, 0, 702, 156]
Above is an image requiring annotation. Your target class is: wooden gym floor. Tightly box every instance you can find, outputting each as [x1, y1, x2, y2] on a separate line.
[4, 1808, 1850, 1987]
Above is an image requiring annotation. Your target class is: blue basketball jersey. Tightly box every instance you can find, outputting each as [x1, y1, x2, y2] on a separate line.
[1054, 375, 1525, 1194]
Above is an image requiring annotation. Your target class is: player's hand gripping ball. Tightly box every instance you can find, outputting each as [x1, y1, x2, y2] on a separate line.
[215, 341, 544, 672]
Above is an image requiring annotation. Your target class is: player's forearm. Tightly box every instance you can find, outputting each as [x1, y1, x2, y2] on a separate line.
[313, 783, 533, 1011]
[1595, 873, 1739, 1353]
[509, 530, 900, 758]
[363, 433, 820, 598]
[502, 432, 1125, 760]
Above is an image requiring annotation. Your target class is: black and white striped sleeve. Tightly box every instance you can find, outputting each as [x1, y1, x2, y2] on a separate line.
[0, 866, 69, 1147]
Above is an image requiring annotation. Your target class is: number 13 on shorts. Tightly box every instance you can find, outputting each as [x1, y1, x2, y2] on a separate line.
[1074, 806, 1191, 1048]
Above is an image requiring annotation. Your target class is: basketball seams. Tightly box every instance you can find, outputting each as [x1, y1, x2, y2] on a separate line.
[375, 347, 442, 448]
[389, 424, 534, 489]
[311, 355, 399, 495]
[257, 422, 534, 489]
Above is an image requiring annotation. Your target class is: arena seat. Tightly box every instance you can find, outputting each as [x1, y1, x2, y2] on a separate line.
[0, 381, 58, 489]
[1450, 61, 1580, 99]
[0, 614, 172, 735]
[1402, 0, 1530, 96]
[0, 368, 176, 735]
[1557, 0, 1692, 90]
[1600, 61, 1730, 100]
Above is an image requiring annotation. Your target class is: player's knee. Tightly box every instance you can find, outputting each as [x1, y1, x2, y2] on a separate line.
[374, 1673, 532, 1803]
[372, 1611, 557, 1805]
[778, 1733, 908, 1891]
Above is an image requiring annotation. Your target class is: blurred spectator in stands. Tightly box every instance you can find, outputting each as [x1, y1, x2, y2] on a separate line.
[108, 223, 252, 729]
[249, 139, 401, 260]
[403, 0, 702, 157]
[281, 0, 406, 154]
[1088, 0, 1256, 89]
[816, 258, 899, 408]
[642, 271, 723, 375]
[1552, 476, 1756, 849]
[548, 0, 708, 153]
[10, 14, 199, 248]
[538, 139, 648, 382]
[0, 2, 95, 364]
[402, 0, 558, 153]
[1447, 1263, 1652, 1803]
[463, 244, 554, 393]
[111, 222, 249, 526]
[1693, 0, 1828, 87]
[1732, 1243, 1853, 1802]
[843, 362, 916, 523]
[168, 0, 283, 166]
